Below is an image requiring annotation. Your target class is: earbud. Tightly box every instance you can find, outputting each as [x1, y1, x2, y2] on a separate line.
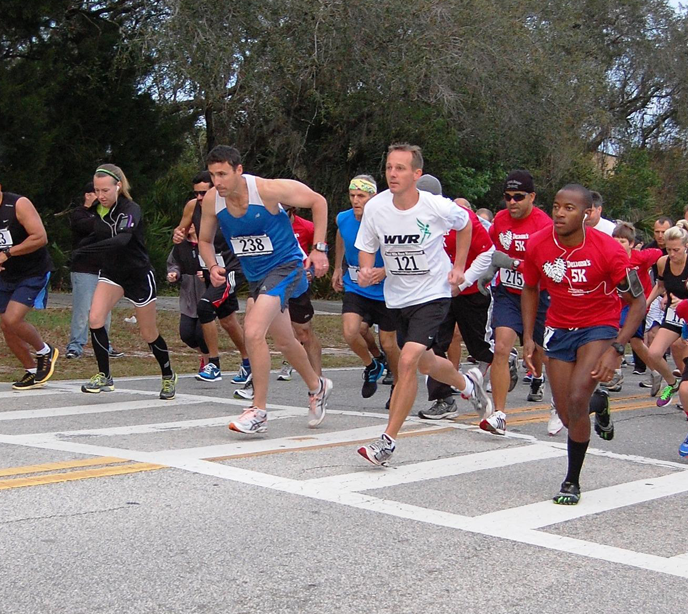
[115, 185, 120, 193]
[583, 213, 588, 221]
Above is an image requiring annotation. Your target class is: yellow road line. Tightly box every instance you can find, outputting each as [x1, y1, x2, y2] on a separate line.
[0, 462, 165, 490]
[0, 456, 128, 478]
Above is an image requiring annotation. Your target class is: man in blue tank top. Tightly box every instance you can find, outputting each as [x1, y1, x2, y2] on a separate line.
[332, 174, 399, 403]
[199, 145, 332, 435]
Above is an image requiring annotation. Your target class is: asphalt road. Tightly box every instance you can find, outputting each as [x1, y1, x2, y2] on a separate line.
[0, 362, 687, 613]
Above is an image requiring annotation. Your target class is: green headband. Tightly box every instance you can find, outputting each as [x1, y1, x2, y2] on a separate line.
[95, 168, 121, 182]
[349, 178, 376, 194]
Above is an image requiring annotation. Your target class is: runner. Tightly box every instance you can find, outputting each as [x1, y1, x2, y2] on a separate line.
[283, 204, 323, 375]
[172, 171, 250, 384]
[73, 164, 177, 400]
[674, 298, 688, 456]
[479, 170, 558, 435]
[199, 145, 332, 433]
[522, 184, 645, 505]
[355, 143, 491, 466]
[645, 226, 688, 406]
[602, 222, 662, 393]
[66, 182, 121, 359]
[332, 174, 399, 402]
[0, 182, 59, 389]
[586, 191, 616, 235]
[413, 175, 494, 420]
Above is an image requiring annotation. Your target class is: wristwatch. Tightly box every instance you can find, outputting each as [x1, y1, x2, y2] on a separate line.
[314, 242, 328, 253]
[1, 249, 11, 260]
[610, 341, 625, 356]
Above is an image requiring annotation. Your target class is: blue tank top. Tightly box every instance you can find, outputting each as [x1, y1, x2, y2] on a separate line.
[215, 175, 303, 281]
[337, 208, 385, 301]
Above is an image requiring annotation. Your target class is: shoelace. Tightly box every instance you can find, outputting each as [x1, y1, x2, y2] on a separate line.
[162, 377, 175, 392]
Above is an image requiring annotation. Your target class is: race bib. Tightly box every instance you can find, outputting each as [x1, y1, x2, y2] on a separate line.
[230, 235, 274, 257]
[500, 267, 524, 289]
[0, 228, 13, 248]
[348, 265, 359, 283]
[665, 306, 685, 327]
[383, 247, 430, 276]
[198, 253, 226, 269]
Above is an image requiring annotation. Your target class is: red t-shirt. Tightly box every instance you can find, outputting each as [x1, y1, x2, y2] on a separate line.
[630, 248, 662, 299]
[291, 214, 314, 258]
[443, 208, 494, 295]
[523, 227, 631, 329]
[489, 206, 553, 295]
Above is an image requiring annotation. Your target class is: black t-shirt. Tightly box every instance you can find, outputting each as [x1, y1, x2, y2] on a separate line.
[69, 206, 101, 275]
[0, 192, 52, 282]
[73, 196, 151, 276]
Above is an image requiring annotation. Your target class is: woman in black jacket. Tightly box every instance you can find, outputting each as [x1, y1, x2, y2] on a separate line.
[73, 163, 176, 399]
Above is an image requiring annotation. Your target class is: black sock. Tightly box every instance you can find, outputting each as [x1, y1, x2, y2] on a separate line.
[90, 327, 111, 378]
[210, 356, 220, 369]
[148, 335, 173, 377]
[565, 437, 589, 486]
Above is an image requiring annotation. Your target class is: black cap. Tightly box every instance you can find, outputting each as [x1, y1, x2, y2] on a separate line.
[504, 170, 534, 193]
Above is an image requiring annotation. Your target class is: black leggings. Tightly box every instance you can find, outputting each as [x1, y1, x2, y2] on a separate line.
[180, 314, 209, 354]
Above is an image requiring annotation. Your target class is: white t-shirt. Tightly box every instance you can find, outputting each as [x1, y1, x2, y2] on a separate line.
[355, 189, 469, 309]
[593, 216, 616, 236]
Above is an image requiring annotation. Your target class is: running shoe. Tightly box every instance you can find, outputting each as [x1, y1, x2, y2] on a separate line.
[632, 367, 646, 375]
[463, 367, 492, 420]
[620, 358, 628, 368]
[679, 434, 688, 458]
[590, 388, 614, 440]
[418, 397, 458, 420]
[480, 410, 507, 435]
[553, 481, 581, 505]
[527, 376, 546, 402]
[361, 358, 385, 398]
[382, 369, 394, 385]
[108, 348, 124, 358]
[522, 371, 533, 384]
[232, 362, 251, 384]
[196, 363, 222, 382]
[35, 345, 59, 384]
[601, 369, 623, 393]
[508, 349, 519, 392]
[277, 361, 293, 381]
[467, 355, 478, 364]
[673, 368, 682, 378]
[548, 404, 564, 436]
[308, 377, 332, 427]
[357, 433, 396, 466]
[160, 372, 177, 400]
[66, 349, 80, 359]
[12, 371, 43, 391]
[234, 373, 254, 400]
[81, 372, 115, 394]
[657, 380, 680, 407]
[229, 407, 268, 434]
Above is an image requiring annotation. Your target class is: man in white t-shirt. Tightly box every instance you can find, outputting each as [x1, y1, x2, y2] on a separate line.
[586, 191, 616, 235]
[354, 143, 492, 465]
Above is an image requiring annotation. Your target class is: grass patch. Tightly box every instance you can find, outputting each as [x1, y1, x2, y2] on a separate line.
[0, 308, 360, 383]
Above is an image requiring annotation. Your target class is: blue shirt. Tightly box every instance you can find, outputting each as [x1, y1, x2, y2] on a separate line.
[337, 208, 385, 301]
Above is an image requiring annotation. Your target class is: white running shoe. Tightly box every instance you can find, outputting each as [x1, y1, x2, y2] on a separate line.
[463, 367, 493, 421]
[233, 373, 253, 400]
[357, 434, 396, 466]
[277, 361, 293, 381]
[480, 410, 507, 435]
[228, 407, 267, 434]
[548, 404, 564, 436]
[308, 377, 332, 428]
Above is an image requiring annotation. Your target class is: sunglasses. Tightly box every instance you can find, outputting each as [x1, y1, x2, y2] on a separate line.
[194, 190, 207, 197]
[503, 192, 529, 203]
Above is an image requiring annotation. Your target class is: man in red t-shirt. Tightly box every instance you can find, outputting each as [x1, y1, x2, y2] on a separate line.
[522, 184, 645, 505]
[282, 205, 323, 376]
[480, 170, 554, 436]
[413, 176, 495, 420]
[602, 222, 663, 393]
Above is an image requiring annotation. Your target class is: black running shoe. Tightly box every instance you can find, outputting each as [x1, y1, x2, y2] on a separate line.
[385, 384, 395, 410]
[553, 481, 581, 505]
[361, 359, 384, 398]
[35, 345, 59, 384]
[12, 371, 43, 391]
[590, 388, 614, 441]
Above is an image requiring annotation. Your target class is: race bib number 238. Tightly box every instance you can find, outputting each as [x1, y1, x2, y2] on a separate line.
[230, 235, 274, 257]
